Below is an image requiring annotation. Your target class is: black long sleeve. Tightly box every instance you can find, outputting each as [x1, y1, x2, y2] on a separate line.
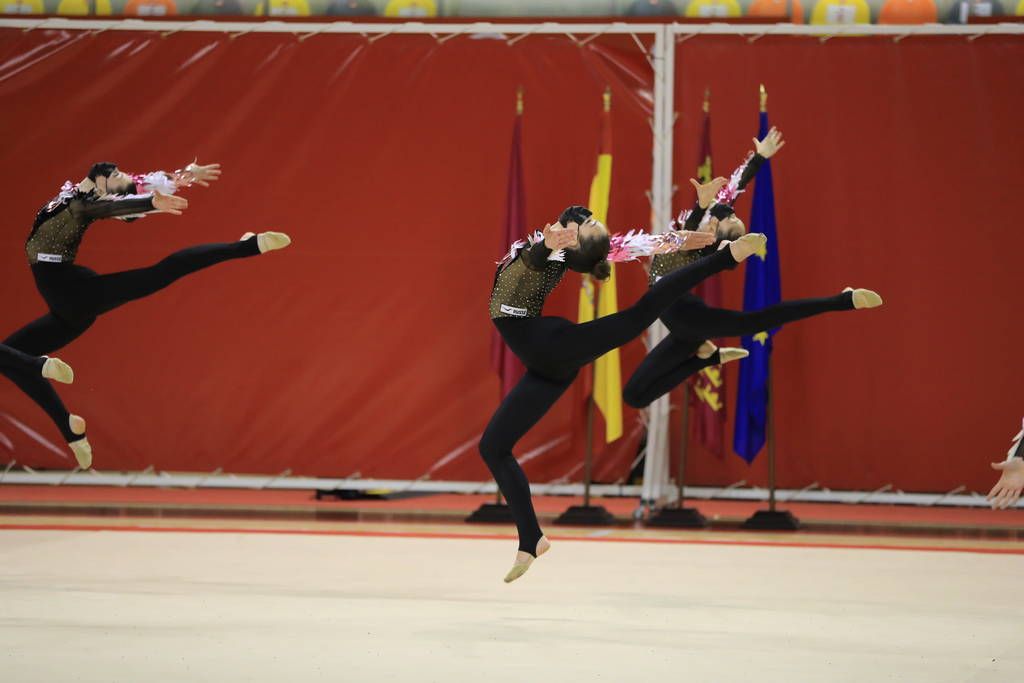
[521, 241, 553, 271]
[733, 153, 765, 203]
[682, 205, 707, 231]
[70, 196, 155, 221]
[26, 192, 156, 264]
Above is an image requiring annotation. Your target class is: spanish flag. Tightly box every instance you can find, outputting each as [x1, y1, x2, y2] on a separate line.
[577, 88, 623, 443]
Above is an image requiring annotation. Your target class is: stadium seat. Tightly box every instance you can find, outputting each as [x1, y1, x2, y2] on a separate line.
[685, 0, 743, 17]
[123, 0, 178, 16]
[2, 0, 43, 14]
[810, 0, 871, 24]
[747, 0, 806, 23]
[384, 0, 438, 17]
[878, 0, 937, 23]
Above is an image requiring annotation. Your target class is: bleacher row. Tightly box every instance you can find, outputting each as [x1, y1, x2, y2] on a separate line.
[2, 0, 1022, 25]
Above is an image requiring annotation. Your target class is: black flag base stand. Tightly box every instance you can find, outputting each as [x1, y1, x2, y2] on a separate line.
[742, 508, 800, 531]
[647, 506, 708, 528]
[553, 505, 616, 526]
[465, 503, 515, 524]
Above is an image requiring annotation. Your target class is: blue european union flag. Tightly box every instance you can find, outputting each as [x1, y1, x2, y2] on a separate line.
[734, 111, 782, 463]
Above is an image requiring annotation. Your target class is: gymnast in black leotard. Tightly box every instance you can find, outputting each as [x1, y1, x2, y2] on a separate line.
[623, 129, 883, 409]
[5, 161, 291, 357]
[484, 205, 767, 582]
[2, 160, 291, 469]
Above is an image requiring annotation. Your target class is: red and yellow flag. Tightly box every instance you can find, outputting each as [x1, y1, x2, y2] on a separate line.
[577, 88, 623, 443]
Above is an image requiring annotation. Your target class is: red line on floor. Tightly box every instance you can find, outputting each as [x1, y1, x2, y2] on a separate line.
[3, 522, 1024, 556]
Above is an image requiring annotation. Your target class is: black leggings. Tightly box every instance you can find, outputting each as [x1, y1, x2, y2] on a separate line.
[623, 290, 854, 408]
[484, 246, 738, 554]
[0, 344, 77, 442]
[4, 238, 261, 356]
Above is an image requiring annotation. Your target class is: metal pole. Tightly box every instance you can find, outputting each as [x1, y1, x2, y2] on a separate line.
[767, 363, 776, 512]
[641, 25, 675, 508]
[583, 277, 601, 508]
[584, 388, 596, 508]
[676, 384, 690, 509]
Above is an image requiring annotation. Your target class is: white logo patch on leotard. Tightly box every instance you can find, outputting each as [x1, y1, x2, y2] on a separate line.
[500, 304, 528, 317]
[36, 253, 63, 263]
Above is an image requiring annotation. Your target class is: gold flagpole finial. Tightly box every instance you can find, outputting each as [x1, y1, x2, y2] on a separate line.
[759, 83, 767, 113]
[603, 86, 612, 112]
[516, 86, 524, 116]
[703, 87, 710, 114]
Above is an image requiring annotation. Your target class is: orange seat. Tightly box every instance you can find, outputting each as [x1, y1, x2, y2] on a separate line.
[878, 0, 937, 23]
[747, 0, 806, 22]
[123, 0, 177, 16]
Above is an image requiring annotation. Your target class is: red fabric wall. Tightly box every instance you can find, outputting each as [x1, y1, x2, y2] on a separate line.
[0, 29, 654, 481]
[0, 28, 1021, 493]
[671, 35, 1024, 493]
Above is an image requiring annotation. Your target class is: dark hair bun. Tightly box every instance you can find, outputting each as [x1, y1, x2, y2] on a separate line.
[709, 203, 735, 220]
[559, 205, 593, 227]
[88, 162, 118, 183]
[591, 260, 612, 281]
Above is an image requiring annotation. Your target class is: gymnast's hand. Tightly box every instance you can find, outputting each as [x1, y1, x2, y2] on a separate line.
[542, 222, 576, 251]
[152, 191, 188, 216]
[678, 230, 716, 251]
[754, 126, 786, 159]
[689, 176, 727, 209]
[987, 458, 1024, 510]
[183, 159, 222, 188]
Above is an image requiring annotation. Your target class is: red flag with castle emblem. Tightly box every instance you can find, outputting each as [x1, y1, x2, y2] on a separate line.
[690, 90, 727, 458]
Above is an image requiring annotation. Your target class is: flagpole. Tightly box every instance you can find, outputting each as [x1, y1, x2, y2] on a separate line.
[497, 86, 527, 508]
[765, 80, 775, 515]
[469, 86, 525, 525]
[648, 89, 708, 529]
[556, 274, 614, 526]
[762, 83, 777, 516]
[677, 388, 689, 509]
[767, 364, 776, 512]
[493, 86, 527, 509]
[584, 276, 599, 509]
[742, 84, 798, 531]
[579, 89, 610, 512]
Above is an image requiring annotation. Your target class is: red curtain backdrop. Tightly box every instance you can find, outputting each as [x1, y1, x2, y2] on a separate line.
[1, 28, 1022, 493]
[0, 28, 654, 482]
[671, 35, 1024, 493]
